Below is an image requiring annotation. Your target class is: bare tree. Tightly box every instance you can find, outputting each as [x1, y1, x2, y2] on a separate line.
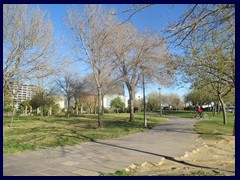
[3, 4, 57, 90]
[110, 22, 174, 122]
[81, 93, 96, 114]
[118, 4, 235, 133]
[114, 4, 154, 23]
[72, 78, 85, 115]
[166, 4, 235, 46]
[55, 75, 76, 117]
[118, 4, 234, 46]
[83, 74, 98, 114]
[65, 5, 118, 128]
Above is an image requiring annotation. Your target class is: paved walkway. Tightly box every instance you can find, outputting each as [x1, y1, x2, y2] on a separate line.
[3, 116, 203, 176]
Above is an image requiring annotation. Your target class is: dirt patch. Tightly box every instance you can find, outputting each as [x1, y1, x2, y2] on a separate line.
[126, 136, 235, 176]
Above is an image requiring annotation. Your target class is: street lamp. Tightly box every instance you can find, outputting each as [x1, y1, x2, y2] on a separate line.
[158, 87, 163, 117]
[140, 66, 147, 127]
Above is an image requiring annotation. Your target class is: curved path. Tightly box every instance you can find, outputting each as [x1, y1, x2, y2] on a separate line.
[3, 116, 203, 176]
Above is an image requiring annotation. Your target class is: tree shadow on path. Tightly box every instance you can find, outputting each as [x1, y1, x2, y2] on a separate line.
[78, 134, 234, 174]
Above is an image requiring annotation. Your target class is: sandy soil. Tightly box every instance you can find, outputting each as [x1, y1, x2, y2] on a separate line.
[126, 136, 235, 176]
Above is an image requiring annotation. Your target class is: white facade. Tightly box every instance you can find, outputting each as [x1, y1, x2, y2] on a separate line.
[10, 83, 36, 108]
[103, 94, 128, 108]
[56, 96, 65, 109]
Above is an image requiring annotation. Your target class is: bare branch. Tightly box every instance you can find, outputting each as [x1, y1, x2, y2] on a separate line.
[3, 4, 56, 89]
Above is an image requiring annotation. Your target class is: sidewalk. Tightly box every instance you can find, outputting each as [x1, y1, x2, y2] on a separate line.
[3, 117, 202, 176]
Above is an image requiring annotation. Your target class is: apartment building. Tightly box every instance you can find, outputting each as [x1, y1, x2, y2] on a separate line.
[10, 82, 36, 109]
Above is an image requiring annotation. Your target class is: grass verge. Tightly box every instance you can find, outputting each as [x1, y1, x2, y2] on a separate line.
[3, 113, 167, 154]
[193, 113, 234, 140]
[100, 169, 133, 176]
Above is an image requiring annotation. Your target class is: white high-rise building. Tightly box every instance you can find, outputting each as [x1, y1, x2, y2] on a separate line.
[10, 83, 37, 109]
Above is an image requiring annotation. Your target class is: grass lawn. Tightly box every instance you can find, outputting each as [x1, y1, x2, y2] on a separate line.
[193, 112, 235, 140]
[162, 110, 199, 118]
[3, 113, 167, 154]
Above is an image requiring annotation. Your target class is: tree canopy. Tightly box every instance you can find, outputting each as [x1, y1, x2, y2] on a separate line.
[110, 97, 125, 112]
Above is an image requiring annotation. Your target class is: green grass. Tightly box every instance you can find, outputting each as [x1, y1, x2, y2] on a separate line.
[100, 169, 224, 176]
[180, 170, 225, 176]
[3, 113, 167, 154]
[4, 111, 234, 154]
[193, 113, 234, 140]
[162, 110, 198, 118]
[100, 169, 133, 176]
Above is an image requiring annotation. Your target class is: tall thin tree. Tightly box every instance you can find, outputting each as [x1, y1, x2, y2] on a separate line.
[65, 5, 117, 128]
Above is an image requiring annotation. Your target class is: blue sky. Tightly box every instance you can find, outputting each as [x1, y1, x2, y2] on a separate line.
[38, 4, 190, 99]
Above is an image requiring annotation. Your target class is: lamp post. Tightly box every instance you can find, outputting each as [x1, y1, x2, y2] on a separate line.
[158, 87, 162, 117]
[140, 66, 147, 127]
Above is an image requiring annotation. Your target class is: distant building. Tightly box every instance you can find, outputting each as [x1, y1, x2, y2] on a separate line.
[103, 94, 128, 108]
[9, 82, 37, 109]
[103, 83, 128, 108]
[54, 83, 128, 110]
[56, 96, 65, 109]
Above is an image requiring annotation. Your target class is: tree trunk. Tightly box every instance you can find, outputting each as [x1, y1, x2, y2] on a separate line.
[94, 97, 97, 115]
[25, 106, 28, 115]
[129, 90, 135, 122]
[218, 93, 227, 125]
[10, 107, 15, 127]
[75, 102, 78, 115]
[102, 95, 104, 115]
[37, 107, 40, 115]
[217, 102, 221, 114]
[48, 106, 52, 116]
[41, 106, 44, 116]
[30, 106, 32, 115]
[67, 98, 70, 118]
[80, 104, 83, 114]
[212, 105, 215, 116]
[97, 87, 103, 128]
